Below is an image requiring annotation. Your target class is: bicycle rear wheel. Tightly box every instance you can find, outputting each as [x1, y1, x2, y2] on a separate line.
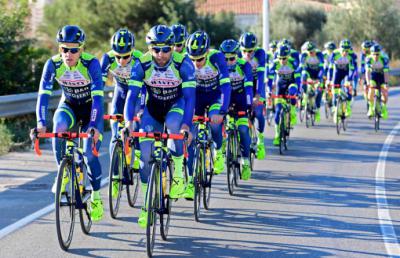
[146, 163, 159, 257]
[127, 168, 140, 207]
[55, 158, 75, 251]
[108, 142, 124, 219]
[160, 159, 173, 240]
[79, 163, 92, 235]
[193, 146, 203, 222]
[203, 146, 213, 210]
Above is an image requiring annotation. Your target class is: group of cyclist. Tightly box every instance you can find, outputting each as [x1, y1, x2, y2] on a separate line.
[33, 23, 390, 229]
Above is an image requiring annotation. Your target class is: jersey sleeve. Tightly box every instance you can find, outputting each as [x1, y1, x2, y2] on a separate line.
[255, 48, 266, 100]
[210, 52, 231, 113]
[36, 59, 55, 127]
[88, 58, 104, 130]
[180, 56, 196, 127]
[124, 60, 143, 122]
[100, 53, 111, 84]
[243, 61, 254, 107]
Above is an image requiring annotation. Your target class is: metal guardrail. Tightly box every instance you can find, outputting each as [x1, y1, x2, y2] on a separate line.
[1, 67, 400, 118]
[0, 86, 114, 118]
[389, 68, 400, 76]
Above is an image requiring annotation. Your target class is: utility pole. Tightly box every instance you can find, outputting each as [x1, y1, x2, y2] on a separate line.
[262, 0, 269, 50]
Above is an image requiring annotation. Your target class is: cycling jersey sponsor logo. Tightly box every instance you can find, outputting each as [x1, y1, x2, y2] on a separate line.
[195, 65, 219, 90]
[278, 65, 294, 80]
[91, 109, 97, 122]
[110, 66, 131, 82]
[229, 71, 244, 91]
[63, 85, 91, 99]
[57, 70, 91, 87]
[145, 68, 181, 88]
[335, 56, 350, 70]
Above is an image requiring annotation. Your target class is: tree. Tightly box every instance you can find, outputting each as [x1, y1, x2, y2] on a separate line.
[270, 2, 327, 49]
[323, 0, 400, 59]
[0, 0, 49, 95]
[40, 0, 240, 55]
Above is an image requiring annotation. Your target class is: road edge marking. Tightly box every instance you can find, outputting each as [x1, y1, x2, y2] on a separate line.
[0, 178, 109, 240]
[375, 122, 400, 256]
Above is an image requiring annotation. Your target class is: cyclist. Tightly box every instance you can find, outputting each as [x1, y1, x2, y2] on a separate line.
[184, 31, 231, 199]
[365, 44, 389, 119]
[349, 45, 359, 97]
[300, 41, 324, 122]
[101, 28, 143, 192]
[266, 40, 278, 72]
[34, 25, 104, 221]
[124, 25, 196, 227]
[327, 39, 355, 123]
[268, 45, 300, 145]
[239, 32, 266, 160]
[275, 38, 300, 67]
[220, 39, 253, 180]
[323, 41, 336, 85]
[359, 40, 374, 111]
[171, 24, 188, 54]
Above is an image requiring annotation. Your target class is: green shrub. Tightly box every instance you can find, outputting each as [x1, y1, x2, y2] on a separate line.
[0, 120, 13, 154]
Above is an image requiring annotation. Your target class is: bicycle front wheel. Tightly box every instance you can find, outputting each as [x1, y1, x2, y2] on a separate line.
[108, 142, 124, 219]
[79, 163, 92, 235]
[160, 160, 173, 240]
[127, 168, 140, 208]
[193, 146, 203, 222]
[226, 133, 235, 195]
[55, 158, 75, 251]
[146, 163, 159, 257]
[203, 146, 213, 210]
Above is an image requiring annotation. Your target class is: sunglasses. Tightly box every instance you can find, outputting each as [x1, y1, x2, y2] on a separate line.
[242, 49, 254, 53]
[60, 47, 80, 54]
[372, 53, 380, 56]
[175, 43, 183, 48]
[116, 54, 131, 60]
[225, 56, 236, 62]
[152, 46, 172, 53]
[190, 56, 206, 63]
[278, 57, 287, 60]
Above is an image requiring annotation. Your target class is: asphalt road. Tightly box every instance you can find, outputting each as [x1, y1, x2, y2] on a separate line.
[0, 88, 399, 258]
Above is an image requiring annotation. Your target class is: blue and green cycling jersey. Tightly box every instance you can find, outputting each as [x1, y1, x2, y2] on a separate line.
[228, 58, 253, 108]
[100, 49, 142, 89]
[327, 49, 355, 82]
[239, 47, 266, 100]
[194, 49, 231, 113]
[323, 49, 334, 78]
[366, 53, 389, 74]
[300, 50, 324, 80]
[268, 57, 301, 91]
[36, 52, 104, 128]
[124, 51, 196, 126]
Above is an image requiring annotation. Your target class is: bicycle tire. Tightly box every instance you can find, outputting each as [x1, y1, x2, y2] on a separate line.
[127, 168, 140, 208]
[227, 132, 235, 195]
[160, 159, 173, 240]
[305, 102, 311, 128]
[374, 95, 381, 132]
[79, 163, 92, 235]
[279, 110, 285, 155]
[284, 108, 290, 150]
[342, 101, 347, 131]
[146, 163, 159, 257]
[203, 145, 212, 210]
[336, 98, 341, 135]
[55, 158, 75, 251]
[108, 142, 124, 219]
[193, 146, 203, 222]
[233, 129, 241, 187]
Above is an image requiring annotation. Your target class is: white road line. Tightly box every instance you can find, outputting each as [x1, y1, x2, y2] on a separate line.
[0, 178, 109, 240]
[375, 122, 400, 257]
